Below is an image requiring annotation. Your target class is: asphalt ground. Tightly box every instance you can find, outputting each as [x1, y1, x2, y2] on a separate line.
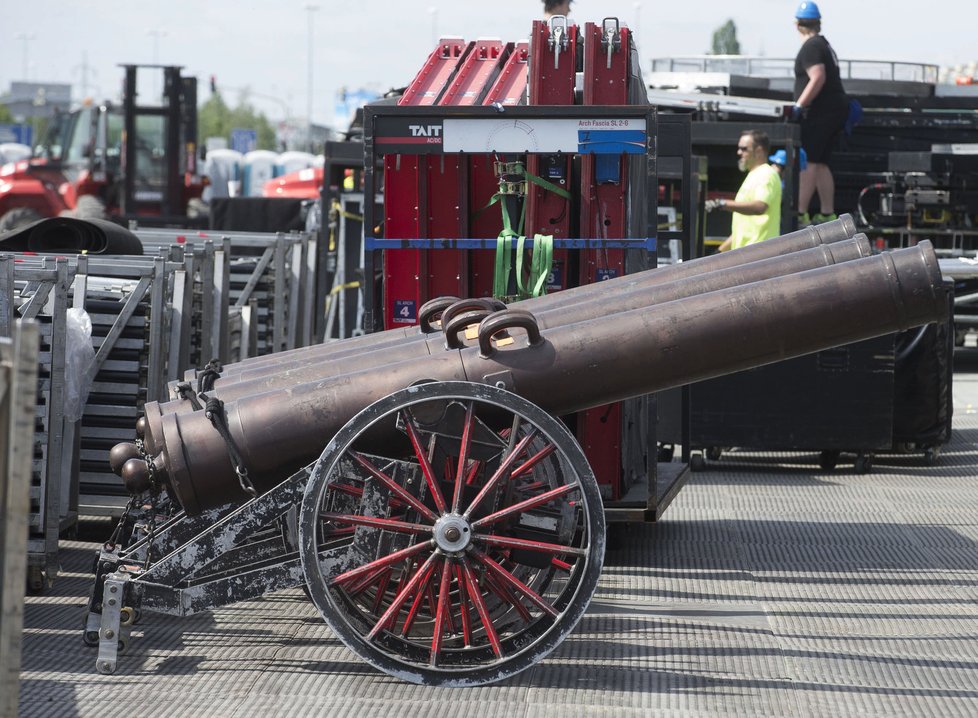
[17, 353, 978, 717]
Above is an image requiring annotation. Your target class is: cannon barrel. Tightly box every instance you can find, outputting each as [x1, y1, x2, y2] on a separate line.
[139, 236, 871, 456]
[179, 215, 858, 389]
[152, 241, 945, 514]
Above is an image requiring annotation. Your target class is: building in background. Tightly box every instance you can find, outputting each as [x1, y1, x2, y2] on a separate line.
[0, 82, 72, 122]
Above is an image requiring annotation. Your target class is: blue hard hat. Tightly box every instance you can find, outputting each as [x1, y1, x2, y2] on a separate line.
[768, 148, 808, 171]
[795, 1, 821, 19]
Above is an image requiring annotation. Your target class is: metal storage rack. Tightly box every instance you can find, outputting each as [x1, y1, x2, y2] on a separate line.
[71, 255, 173, 515]
[0, 255, 74, 588]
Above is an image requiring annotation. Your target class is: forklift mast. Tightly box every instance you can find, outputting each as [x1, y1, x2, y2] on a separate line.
[119, 64, 199, 222]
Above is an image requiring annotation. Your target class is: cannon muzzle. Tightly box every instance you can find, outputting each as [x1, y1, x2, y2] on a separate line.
[148, 240, 946, 515]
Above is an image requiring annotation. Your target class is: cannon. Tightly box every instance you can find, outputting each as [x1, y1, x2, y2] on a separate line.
[86, 224, 948, 687]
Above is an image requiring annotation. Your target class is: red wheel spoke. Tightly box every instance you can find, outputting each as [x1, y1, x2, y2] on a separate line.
[469, 547, 559, 618]
[465, 459, 482, 486]
[400, 560, 437, 636]
[371, 569, 393, 613]
[475, 533, 586, 558]
[402, 412, 449, 514]
[484, 570, 532, 622]
[320, 512, 434, 536]
[510, 443, 557, 479]
[460, 556, 503, 658]
[552, 557, 572, 572]
[463, 429, 538, 518]
[368, 552, 439, 640]
[471, 484, 576, 530]
[454, 563, 473, 647]
[430, 557, 454, 664]
[329, 539, 433, 586]
[347, 565, 387, 595]
[452, 402, 476, 512]
[351, 452, 439, 523]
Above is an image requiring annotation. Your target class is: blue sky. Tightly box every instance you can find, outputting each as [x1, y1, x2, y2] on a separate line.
[4, 1, 973, 127]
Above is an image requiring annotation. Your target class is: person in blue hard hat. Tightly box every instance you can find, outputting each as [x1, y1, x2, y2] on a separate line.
[768, 147, 809, 192]
[769, 148, 808, 175]
[791, 1, 849, 225]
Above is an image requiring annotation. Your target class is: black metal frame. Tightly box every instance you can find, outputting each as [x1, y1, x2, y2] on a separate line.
[119, 64, 200, 226]
[359, 103, 694, 522]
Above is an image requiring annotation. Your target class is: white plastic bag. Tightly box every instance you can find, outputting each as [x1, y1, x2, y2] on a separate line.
[64, 307, 97, 422]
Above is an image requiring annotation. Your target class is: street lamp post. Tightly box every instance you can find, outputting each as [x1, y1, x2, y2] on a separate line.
[304, 4, 320, 152]
[16, 33, 35, 80]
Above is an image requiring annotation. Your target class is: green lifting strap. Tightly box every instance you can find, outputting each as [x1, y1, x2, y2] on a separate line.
[517, 233, 553, 299]
[489, 164, 567, 300]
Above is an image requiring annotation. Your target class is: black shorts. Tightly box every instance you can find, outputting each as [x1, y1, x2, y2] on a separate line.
[800, 98, 849, 164]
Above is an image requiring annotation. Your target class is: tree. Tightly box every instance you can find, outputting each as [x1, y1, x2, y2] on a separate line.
[198, 89, 276, 151]
[0, 104, 13, 123]
[710, 19, 741, 55]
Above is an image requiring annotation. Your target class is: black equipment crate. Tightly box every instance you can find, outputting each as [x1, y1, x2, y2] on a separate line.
[890, 290, 954, 460]
[672, 333, 897, 471]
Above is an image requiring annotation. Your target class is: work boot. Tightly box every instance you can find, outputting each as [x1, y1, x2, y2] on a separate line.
[812, 212, 838, 224]
[798, 212, 811, 226]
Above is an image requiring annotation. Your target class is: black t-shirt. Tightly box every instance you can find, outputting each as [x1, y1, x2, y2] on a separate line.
[794, 35, 847, 109]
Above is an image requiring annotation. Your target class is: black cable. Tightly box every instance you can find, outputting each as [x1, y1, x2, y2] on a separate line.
[196, 359, 223, 394]
[202, 394, 257, 498]
[175, 382, 204, 411]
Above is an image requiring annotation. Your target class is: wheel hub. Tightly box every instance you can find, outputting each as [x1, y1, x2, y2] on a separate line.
[433, 514, 472, 553]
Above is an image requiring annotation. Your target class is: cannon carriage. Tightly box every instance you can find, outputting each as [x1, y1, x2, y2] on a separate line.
[84, 215, 949, 685]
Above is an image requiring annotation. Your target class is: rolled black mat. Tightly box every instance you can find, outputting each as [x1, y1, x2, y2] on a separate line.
[0, 216, 143, 255]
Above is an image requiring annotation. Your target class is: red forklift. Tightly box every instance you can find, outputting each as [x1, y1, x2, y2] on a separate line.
[0, 64, 205, 231]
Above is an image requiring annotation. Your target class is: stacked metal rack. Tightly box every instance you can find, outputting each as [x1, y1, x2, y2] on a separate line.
[132, 228, 318, 359]
[0, 256, 74, 589]
[0, 224, 325, 593]
[71, 255, 173, 516]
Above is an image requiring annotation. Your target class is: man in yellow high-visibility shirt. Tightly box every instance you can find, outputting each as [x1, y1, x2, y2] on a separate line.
[708, 130, 782, 252]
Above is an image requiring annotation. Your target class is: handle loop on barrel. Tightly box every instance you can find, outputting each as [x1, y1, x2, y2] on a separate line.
[443, 309, 494, 350]
[418, 296, 461, 334]
[440, 297, 507, 330]
[477, 309, 543, 358]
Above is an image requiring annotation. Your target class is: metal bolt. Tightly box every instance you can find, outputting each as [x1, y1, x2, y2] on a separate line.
[108, 598, 116, 606]
[104, 630, 115, 639]
[444, 527, 461, 542]
[109, 586, 118, 594]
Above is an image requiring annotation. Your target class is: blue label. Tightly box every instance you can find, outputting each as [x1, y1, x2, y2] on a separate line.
[578, 129, 646, 155]
[547, 264, 563, 290]
[393, 299, 417, 324]
[596, 268, 618, 281]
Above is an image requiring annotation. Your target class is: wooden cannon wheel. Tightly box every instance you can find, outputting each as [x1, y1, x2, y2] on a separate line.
[298, 381, 605, 686]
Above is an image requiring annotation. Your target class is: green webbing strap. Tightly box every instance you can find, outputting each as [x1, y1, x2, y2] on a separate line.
[489, 165, 566, 300]
[516, 234, 553, 298]
[521, 168, 572, 201]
